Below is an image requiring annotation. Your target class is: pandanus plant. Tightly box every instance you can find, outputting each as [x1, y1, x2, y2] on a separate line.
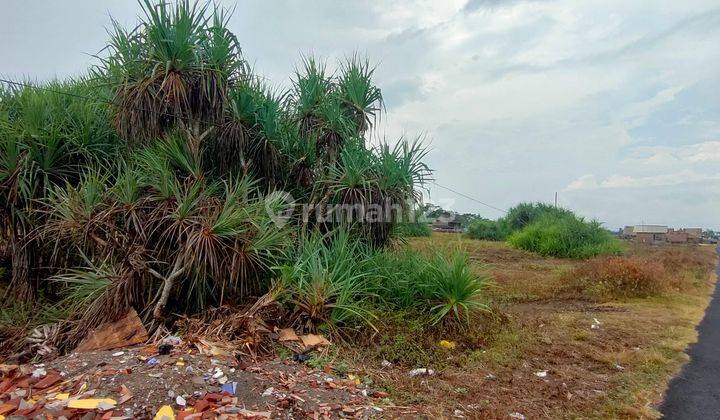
[0, 81, 119, 301]
[0, 0, 432, 356]
[103, 0, 247, 142]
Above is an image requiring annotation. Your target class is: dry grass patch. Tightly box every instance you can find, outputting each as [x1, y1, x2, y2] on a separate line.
[564, 256, 669, 299]
[362, 235, 718, 418]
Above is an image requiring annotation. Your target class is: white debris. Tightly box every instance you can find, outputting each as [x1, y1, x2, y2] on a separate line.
[381, 360, 392, 368]
[112, 351, 125, 356]
[509, 412, 526, 419]
[614, 364, 625, 371]
[262, 387, 274, 397]
[161, 335, 182, 346]
[176, 395, 186, 406]
[408, 368, 435, 377]
[535, 370, 548, 378]
[485, 373, 496, 380]
[97, 401, 116, 411]
[31, 367, 47, 378]
[212, 370, 224, 379]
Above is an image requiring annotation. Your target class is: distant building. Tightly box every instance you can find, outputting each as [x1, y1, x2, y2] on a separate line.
[684, 228, 702, 244]
[430, 213, 463, 232]
[622, 226, 636, 239]
[666, 229, 688, 244]
[626, 225, 708, 245]
[633, 225, 668, 245]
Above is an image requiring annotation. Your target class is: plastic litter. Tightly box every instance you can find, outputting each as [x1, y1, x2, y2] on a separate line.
[408, 368, 435, 377]
[221, 382, 237, 395]
[439, 340, 457, 349]
[67, 398, 117, 410]
[154, 405, 175, 420]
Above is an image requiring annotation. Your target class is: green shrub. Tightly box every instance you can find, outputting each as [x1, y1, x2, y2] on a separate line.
[465, 218, 507, 241]
[504, 202, 573, 232]
[508, 214, 623, 259]
[395, 222, 432, 237]
[372, 249, 431, 308]
[464, 203, 574, 242]
[278, 232, 491, 331]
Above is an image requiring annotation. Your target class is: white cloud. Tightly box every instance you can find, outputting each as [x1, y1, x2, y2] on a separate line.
[630, 141, 720, 165]
[565, 171, 720, 191]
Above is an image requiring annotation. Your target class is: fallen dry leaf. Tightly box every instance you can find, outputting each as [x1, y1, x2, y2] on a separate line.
[278, 328, 300, 342]
[299, 334, 331, 347]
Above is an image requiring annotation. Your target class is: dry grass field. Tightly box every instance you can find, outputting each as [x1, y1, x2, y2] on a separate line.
[354, 233, 718, 418]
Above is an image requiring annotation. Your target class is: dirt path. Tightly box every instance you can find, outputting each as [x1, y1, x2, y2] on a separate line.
[661, 246, 720, 419]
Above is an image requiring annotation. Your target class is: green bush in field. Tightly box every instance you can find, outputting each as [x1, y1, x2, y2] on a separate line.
[508, 214, 623, 259]
[503, 202, 574, 232]
[395, 221, 432, 237]
[466, 202, 574, 242]
[465, 218, 508, 241]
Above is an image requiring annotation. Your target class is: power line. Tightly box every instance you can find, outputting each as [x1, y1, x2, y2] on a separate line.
[429, 181, 507, 214]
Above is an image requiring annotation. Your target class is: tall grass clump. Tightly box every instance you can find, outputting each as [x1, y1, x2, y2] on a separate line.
[373, 250, 490, 326]
[276, 230, 378, 332]
[508, 214, 623, 259]
[277, 232, 490, 332]
[503, 202, 573, 232]
[423, 252, 490, 325]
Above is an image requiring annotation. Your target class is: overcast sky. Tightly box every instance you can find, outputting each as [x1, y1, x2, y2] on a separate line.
[2, 0, 719, 229]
